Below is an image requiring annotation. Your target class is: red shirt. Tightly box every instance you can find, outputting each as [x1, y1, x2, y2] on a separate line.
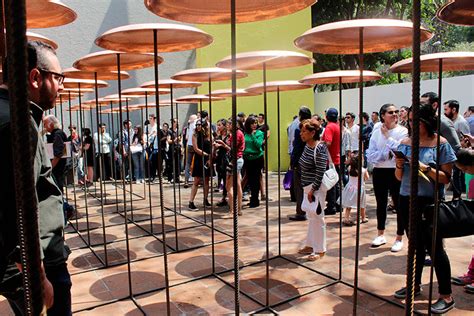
[226, 129, 245, 158]
[321, 121, 340, 165]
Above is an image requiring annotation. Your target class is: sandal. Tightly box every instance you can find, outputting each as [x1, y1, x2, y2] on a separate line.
[307, 252, 325, 261]
[360, 217, 369, 223]
[343, 219, 355, 226]
[298, 246, 313, 255]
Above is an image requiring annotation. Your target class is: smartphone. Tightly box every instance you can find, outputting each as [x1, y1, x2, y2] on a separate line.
[391, 150, 409, 161]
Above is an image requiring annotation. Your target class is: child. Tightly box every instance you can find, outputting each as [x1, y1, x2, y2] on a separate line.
[340, 155, 369, 226]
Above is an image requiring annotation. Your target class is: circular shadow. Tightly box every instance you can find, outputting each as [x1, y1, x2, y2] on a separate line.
[108, 213, 152, 224]
[145, 236, 205, 254]
[72, 248, 137, 269]
[126, 302, 209, 316]
[175, 255, 244, 278]
[69, 221, 101, 232]
[66, 233, 117, 248]
[90, 271, 165, 301]
[215, 277, 300, 311]
[128, 223, 175, 237]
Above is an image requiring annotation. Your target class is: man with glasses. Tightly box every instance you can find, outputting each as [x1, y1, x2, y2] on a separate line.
[0, 41, 71, 315]
[345, 112, 359, 155]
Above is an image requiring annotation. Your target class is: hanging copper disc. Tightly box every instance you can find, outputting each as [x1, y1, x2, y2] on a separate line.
[245, 80, 312, 94]
[58, 92, 82, 98]
[27, 0, 77, 29]
[95, 23, 213, 53]
[294, 19, 432, 55]
[208, 88, 261, 98]
[171, 67, 248, 82]
[390, 51, 474, 73]
[216, 50, 313, 70]
[140, 79, 202, 89]
[144, 0, 316, 24]
[175, 94, 226, 103]
[82, 98, 115, 107]
[437, 0, 474, 26]
[73, 50, 159, 72]
[122, 87, 171, 96]
[125, 105, 142, 112]
[63, 67, 130, 80]
[61, 87, 95, 94]
[25, 31, 58, 49]
[63, 78, 109, 89]
[299, 70, 382, 85]
[103, 94, 140, 100]
[132, 100, 173, 108]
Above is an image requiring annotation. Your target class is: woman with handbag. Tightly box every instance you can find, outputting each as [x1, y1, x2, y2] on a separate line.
[393, 104, 456, 314]
[296, 119, 329, 261]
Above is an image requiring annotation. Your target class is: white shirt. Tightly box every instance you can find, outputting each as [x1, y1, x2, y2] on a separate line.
[452, 115, 470, 139]
[287, 117, 300, 154]
[93, 132, 112, 154]
[367, 124, 408, 168]
[347, 124, 360, 152]
[186, 121, 196, 146]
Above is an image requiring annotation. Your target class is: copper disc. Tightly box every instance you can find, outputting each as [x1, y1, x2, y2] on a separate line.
[73, 50, 159, 72]
[132, 100, 173, 108]
[300, 70, 382, 85]
[95, 23, 213, 53]
[437, 0, 474, 26]
[208, 88, 261, 97]
[140, 79, 201, 89]
[27, 0, 77, 29]
[26, 31, 58, 49]
[144, 0, 316, 24]
[171, 67, 248, 82]
[216, 50, 313, 70]
[82, 98, 115, 107]
[122, 87, 170, 96]
[294, 19, 433, 55]
[245, 80, 312, 94]
[63, 68, 130, 80]
[390, 51, 474, 73]
[63, 78, 109, 89]
[104, 94, 141, 100]
[61, 87, 95, 93]
[58, 91, 82, 97]
[175, 94, 226, 103]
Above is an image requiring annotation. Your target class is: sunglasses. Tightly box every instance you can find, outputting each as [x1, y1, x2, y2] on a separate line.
[387, 110, 399, 115]
[37, 68, 65, 85]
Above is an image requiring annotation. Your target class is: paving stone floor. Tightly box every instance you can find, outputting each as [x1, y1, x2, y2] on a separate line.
[1, 174, 473, 315]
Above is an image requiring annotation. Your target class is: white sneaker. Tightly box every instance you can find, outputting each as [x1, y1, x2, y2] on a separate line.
[391, 240, 403, 252]
[371, 235, 387, 247]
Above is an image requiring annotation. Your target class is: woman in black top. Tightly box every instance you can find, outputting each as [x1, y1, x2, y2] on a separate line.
[188, 120, 212, 210]
[82, 128, 94, 185]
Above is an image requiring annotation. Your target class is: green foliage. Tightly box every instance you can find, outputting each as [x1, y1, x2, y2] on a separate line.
[311, 0, 473, 92]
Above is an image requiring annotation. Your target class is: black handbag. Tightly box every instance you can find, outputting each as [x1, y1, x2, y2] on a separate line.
[428, 197, 474, 238]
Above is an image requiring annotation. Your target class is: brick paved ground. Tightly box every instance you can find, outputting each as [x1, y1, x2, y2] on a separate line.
[1, 174, 472, 315]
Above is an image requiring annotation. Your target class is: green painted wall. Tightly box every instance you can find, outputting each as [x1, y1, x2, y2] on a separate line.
[196, 9, 314, 171]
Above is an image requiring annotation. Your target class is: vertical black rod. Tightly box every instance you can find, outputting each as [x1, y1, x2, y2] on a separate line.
[110, 101, 119, 214]
[94, 72, 108, 267]
[427, 59, 443, 315]
[231, 0, 240, 312]
[116, 53, 134, 298]
[153, 29, 171, 316]
[338, 76, 343, 281]
[263, 62, 270, 308]
[277, 86, 281, 256]
[406, 1, 421, 313]
[141, 108, 146, 195]
[353, 27, 364, 315]
[125, 98, 134, 220]
[89, 105, 97, 193]
[59, 95, 68, 201]
[144, 93, 154, 234]
[168, 87, 179, 252]
[199, 98, 207, 224]
[173, 89, 183, 215]
[5, 0, 43, 312]
[208, 76, 216, 273]
[67, 91, 78, 223]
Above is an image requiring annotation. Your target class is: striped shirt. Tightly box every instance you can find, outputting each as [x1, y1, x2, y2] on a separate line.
[299, 142, 329, 191]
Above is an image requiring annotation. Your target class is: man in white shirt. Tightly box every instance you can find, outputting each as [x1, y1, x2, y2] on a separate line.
[184, 114, 197, 188]
[147, 115, 158, 182]
[93, 123, 112, 180]
[345, 112, 359, 154]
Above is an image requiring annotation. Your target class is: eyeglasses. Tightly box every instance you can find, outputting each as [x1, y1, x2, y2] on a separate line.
[345, 116, 352, 119]
[387, 110, 399, 115]
[37, 68, 65, 85]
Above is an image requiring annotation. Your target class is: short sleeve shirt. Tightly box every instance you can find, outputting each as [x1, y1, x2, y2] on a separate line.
[321, 121, 340, 165]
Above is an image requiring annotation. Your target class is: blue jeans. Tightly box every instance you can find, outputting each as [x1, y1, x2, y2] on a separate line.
[7, 263, 72, 316]
[132, 152, 144, 181]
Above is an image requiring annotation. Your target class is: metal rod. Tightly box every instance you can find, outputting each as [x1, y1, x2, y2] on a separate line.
[208, 76, 216, 274]
[263, 61, 270, 309]
[338, 76, 343, 281]
[277, 86, 282, 256]
[168, 85, 179, 252]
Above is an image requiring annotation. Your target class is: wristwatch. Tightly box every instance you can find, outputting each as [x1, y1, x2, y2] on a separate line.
[424, 166, 432, 174]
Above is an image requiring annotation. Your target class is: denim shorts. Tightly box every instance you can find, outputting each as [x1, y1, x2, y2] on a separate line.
[227, 157, 243, 175]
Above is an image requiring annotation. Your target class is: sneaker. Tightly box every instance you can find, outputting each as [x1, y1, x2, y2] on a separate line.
[188, 202, 198, 211]
[204, 199, 212, 207]
[452, 274, 474, 286]
[394, 286, 421, 299]
[242, 195, 249, 202]
[216, 200, 228, 207]
[391, 240, 403, 252]
[371, 235, 387, 247]
[465, 284, 474, 294]
[430, 298, 455, 314]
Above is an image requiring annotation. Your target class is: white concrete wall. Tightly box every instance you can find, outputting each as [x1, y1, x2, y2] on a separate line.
[34, 0, 197, 131]
[314, 74, 474, 117]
